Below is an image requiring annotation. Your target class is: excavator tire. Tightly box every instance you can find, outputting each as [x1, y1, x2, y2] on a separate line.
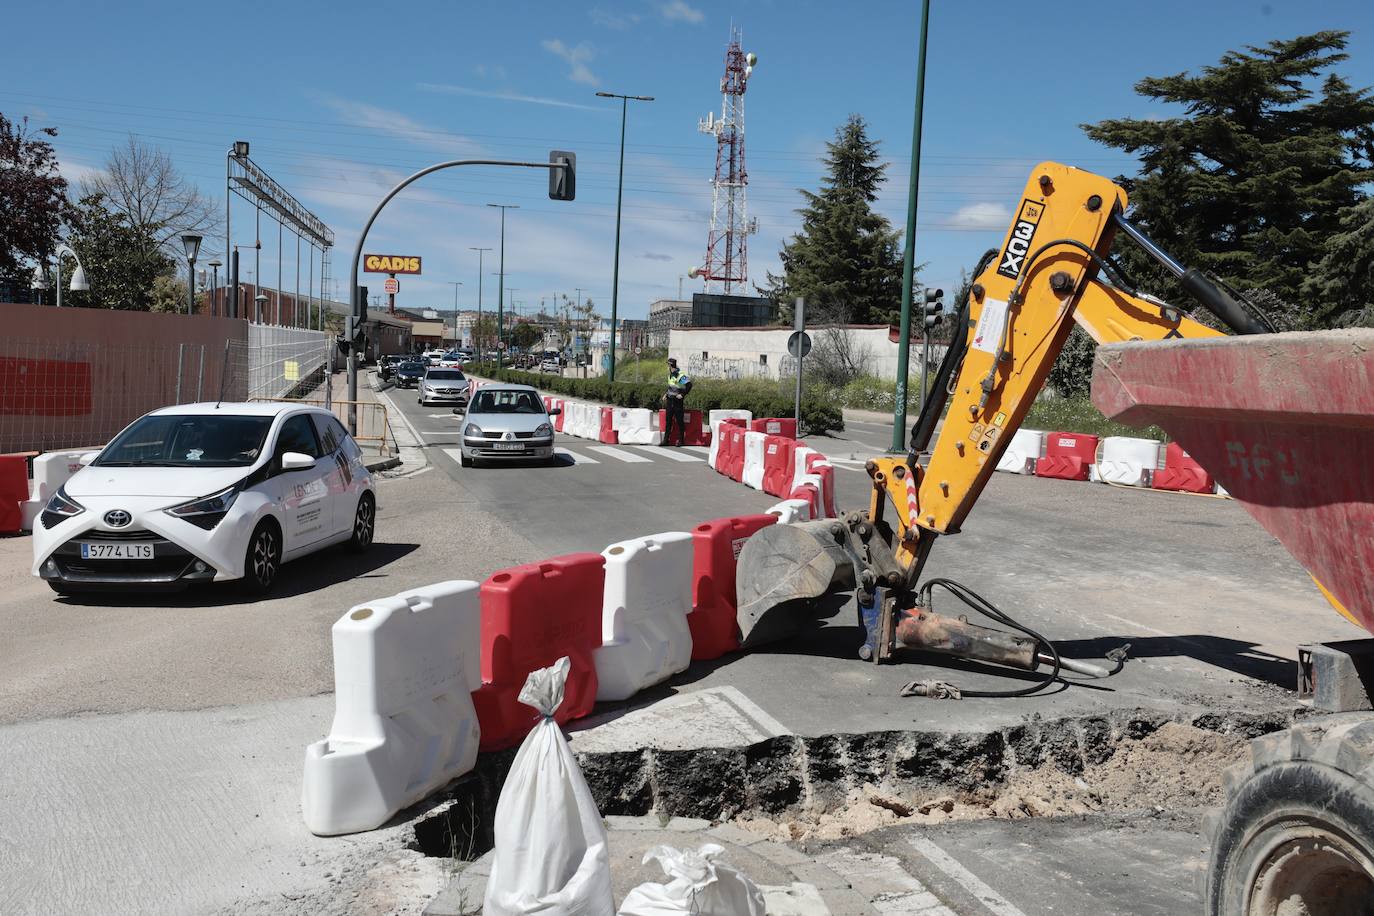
[1203, 713, 1374, 914]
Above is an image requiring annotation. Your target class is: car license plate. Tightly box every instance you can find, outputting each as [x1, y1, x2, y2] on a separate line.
[80, 542, 154, 560]
[492, 443, 524, 452]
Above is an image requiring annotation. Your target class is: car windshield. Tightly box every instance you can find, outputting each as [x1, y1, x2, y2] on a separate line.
[469, 390, 544, 414]
[96, 414, 273, 467]
[427, 370, 466, 380]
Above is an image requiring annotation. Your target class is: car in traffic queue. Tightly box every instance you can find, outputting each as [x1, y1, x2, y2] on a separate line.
[437, 352, 464, 369]
[423, 349, 446, 366]
[32, 402, 376, 595]
[393, 360, 425, 389]
[455, 384, 559, 467]
[418, 367, 470, 407]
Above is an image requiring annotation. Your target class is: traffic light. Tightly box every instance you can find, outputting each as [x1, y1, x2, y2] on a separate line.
[549, 150, 576, 201]
[922, 288, 944, 328]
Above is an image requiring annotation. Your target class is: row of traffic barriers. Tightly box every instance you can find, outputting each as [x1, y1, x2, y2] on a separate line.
[0, 449, 101, 534]
[302, 509, 793, 836]
[706, 415, 838, 521]
[538, 395, 713, 447]
[995, 429, 1220, 494]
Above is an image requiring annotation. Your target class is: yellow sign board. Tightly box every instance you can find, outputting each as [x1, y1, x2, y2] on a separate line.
[284, 360, 299, 381]
[363, 254, 422, 275]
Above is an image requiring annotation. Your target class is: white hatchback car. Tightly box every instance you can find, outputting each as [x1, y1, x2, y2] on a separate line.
[32, 403, 376, 595]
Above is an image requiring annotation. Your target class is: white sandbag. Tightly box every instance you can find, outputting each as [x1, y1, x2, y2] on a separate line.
[484, 657, 614, 916]
[617, 844, 766, 916]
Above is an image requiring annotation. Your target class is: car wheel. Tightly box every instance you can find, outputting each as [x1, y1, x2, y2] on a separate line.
[242, 520, 282, 594]
[347, 492, 376, 553]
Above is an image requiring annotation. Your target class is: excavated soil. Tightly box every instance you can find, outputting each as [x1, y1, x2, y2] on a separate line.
[409, 708, 1288, 858]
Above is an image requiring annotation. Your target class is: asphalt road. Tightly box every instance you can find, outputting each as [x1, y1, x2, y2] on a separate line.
[0, 378, 1364, 915]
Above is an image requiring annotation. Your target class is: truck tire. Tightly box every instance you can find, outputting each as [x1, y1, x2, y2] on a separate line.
[1204, 714, 1374, 914]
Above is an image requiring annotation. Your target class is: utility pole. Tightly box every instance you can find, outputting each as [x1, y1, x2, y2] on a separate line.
[487, 204, 519, 352]
[595, 90, 654, 383]
[891, 0, 932, 454]
[449, 281, 463, 348]
[469, 246, 491, 357]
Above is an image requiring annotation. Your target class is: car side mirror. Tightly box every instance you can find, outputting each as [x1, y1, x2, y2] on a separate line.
[451, 407, 465, 415]
[548, 407, 562, 416]
[280, 451, 316, 471]
[79, 452, 98, 467]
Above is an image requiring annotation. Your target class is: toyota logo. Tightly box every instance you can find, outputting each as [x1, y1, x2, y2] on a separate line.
[104, 510, 132, 528]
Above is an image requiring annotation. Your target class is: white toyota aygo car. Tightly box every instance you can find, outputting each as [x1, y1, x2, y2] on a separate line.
[32, 403, 376, 595]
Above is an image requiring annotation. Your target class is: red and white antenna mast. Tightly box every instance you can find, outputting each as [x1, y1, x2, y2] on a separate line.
[695, 28, 757, 294]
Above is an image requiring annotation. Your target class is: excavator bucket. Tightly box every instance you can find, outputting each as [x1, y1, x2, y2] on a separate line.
[734, 520, 857, 647]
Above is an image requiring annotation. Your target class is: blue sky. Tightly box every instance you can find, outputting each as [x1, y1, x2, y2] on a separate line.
[4, 0, 1372, 321]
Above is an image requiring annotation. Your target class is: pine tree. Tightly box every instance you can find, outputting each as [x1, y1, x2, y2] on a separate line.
[1082, 31, 1374, 320]
[766, 115, 904, 325]
[1303, 194, 1374, 326]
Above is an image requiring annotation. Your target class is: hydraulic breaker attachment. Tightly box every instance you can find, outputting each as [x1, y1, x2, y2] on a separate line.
[734, 519, 861, 648]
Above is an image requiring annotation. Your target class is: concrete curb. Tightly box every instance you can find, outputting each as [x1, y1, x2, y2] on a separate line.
[365, 455, 402, 473]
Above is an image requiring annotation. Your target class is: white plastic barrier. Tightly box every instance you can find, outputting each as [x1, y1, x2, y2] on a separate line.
[766, 498, 812, 524]
[23, 450, 97, 530]
[995, 429, 1044, 475]
[566, 402, 595, 440]
[594, 532, 694, 702]
[707, 421, 726, 469]
[741, 431, 767, 490]
[302, 581, 482, 836]
[1094, 436, 1161, 487]
[708, 409, 752, 429]
[792, 446, 818, 490]
[613, 408, 662, 445]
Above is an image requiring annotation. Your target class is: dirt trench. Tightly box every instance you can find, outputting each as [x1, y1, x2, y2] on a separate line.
[408, 706, 1290, 858]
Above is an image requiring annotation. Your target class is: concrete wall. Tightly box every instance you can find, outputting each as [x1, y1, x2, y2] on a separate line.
[2, 303, 250, 453]
[668, 325, 947, 382]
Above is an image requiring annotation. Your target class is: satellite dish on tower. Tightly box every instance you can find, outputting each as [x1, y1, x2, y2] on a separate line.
[688, 267, 701, 279]
[746, 52, 758, 66]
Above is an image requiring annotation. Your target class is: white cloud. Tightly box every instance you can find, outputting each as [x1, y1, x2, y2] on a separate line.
[590, 6, 639, 29]
[317, 96, 483, 157]
[949, 202, 1012, 230]
[58, 157, 107, 190]
[541, 39, 599, 86]
[416, 82, 601, 111]
[660, 0, 704, 23]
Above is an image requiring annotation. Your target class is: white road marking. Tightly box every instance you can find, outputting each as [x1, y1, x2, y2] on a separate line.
[555, 447, 598, 464]
[588, 445, 653, 463]
[682, 446, 711, 455]
[428, 412, 460, 418]
[633, 446, 702, 462]
[418, 431, 460, 437]
[907, 837, 1028, 916]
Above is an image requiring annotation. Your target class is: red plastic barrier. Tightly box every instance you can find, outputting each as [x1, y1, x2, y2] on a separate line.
[791, 483, 821, 519]
[762, 437, 798, 498]
[690, 514, 777, 660]
[553, 399, 566, 432]
[472, 553, 606, 751]
[1152, 441, 1215, 493]
[0, 454, 26, 534]
[725, 425, 747, 482]
[750, 417, 797, 439]
[658, 408, 707, 446]
[723, 417, 748, 428]
[1035, 432, 1099, 481]
[806, 455, 837, 518]
[598, 407, 619, 445]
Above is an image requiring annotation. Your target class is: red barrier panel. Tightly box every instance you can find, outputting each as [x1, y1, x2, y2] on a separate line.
[1152, 441, 1215, 493]
[790, 483, 821, 519]
[750, 417, 797, 439]
[725, 425, 747, 482]
[762, 437, 798, 498]
[657, 408, 707, 446]
[553, 399, 566, 432]
[1035, 432, 1099, 481]
[690, 514, 777, 660]
[723, 417, 748, 429]
[472, 553, 605, 751]
[598, 407, 619, 444]
[806, 455, 837, 518]
[0, 454, 27, 534]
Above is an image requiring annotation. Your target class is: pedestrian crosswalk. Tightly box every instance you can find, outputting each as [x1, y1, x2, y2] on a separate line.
[439, 440, 862, 472]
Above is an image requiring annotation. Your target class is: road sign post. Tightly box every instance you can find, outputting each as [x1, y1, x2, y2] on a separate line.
[790, 298, 807, 428]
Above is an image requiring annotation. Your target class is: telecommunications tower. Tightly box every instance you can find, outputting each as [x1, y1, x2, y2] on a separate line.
[695, 29, 757, 293]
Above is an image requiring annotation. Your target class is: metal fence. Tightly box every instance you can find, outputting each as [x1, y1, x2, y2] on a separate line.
[1, 325, 331, 454]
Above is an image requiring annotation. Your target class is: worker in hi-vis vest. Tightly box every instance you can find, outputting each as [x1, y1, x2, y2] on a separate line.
[663, 358, 692, 446]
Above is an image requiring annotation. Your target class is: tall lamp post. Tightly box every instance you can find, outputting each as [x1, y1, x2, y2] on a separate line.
[254, 292, 268, 325]
[30, 244, 91, 307]
[468, 247, 491, 358]
[595, 90, 654, 383]
[448, 281, 463, 348]
[207, 258, 222, 316]
[486, 203, 519, 352]
[181, 234, 202, 316]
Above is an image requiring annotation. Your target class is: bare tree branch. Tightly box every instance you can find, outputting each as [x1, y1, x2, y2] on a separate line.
[83, 135, 221, 256]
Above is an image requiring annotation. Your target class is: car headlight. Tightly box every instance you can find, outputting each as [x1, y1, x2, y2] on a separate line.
[464, 423, 483, 437]
[41, 485, 85, 528]
[534, 423, 553, 437]
[165, 484, 241, 530]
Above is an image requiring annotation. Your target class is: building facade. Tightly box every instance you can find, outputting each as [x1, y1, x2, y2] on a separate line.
[668, 325, 947, 382]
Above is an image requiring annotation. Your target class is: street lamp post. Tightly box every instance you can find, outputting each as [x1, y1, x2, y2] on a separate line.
[31, 244, 91, 308]
[595, 90, 654, 383]
[448, 281, 463, 348]
[181, 234, 203, 316]
[207, 258, 222, 317]
[468, 247, 491, 359]
[486, 204, 519, 352]
[254, 293, 268, 325]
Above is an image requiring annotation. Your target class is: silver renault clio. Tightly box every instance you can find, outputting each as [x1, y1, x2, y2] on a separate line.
[455, 384, 559, 467]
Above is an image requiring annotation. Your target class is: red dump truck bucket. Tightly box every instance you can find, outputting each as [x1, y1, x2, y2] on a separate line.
[1091, 330, 1374, 635]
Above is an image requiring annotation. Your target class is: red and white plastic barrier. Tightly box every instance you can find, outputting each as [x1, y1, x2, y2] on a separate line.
[613, 408, 662, 446]
[762, 437, 798, 498]
[21, 449, 97, 530]
[689, 514, 776, 660]
[594, 531, 694, 701]
[766, 498, 811, 525]
[750, 417, 797, 439]
[1093, 436, 1161, 487]
[597, 407, 619, 444]
[1153, 442, 1215, 494]
[1035, 432, 1099, 481]
[741, 432, 768, 490]
[995, 429, 1044, 475]
[0, 454, 27, 535]
[302, 581, 483, 836]
[708, 409, 752, 430]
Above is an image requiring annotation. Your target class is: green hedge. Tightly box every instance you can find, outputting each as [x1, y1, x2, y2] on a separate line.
[470, 364, 844, 435]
